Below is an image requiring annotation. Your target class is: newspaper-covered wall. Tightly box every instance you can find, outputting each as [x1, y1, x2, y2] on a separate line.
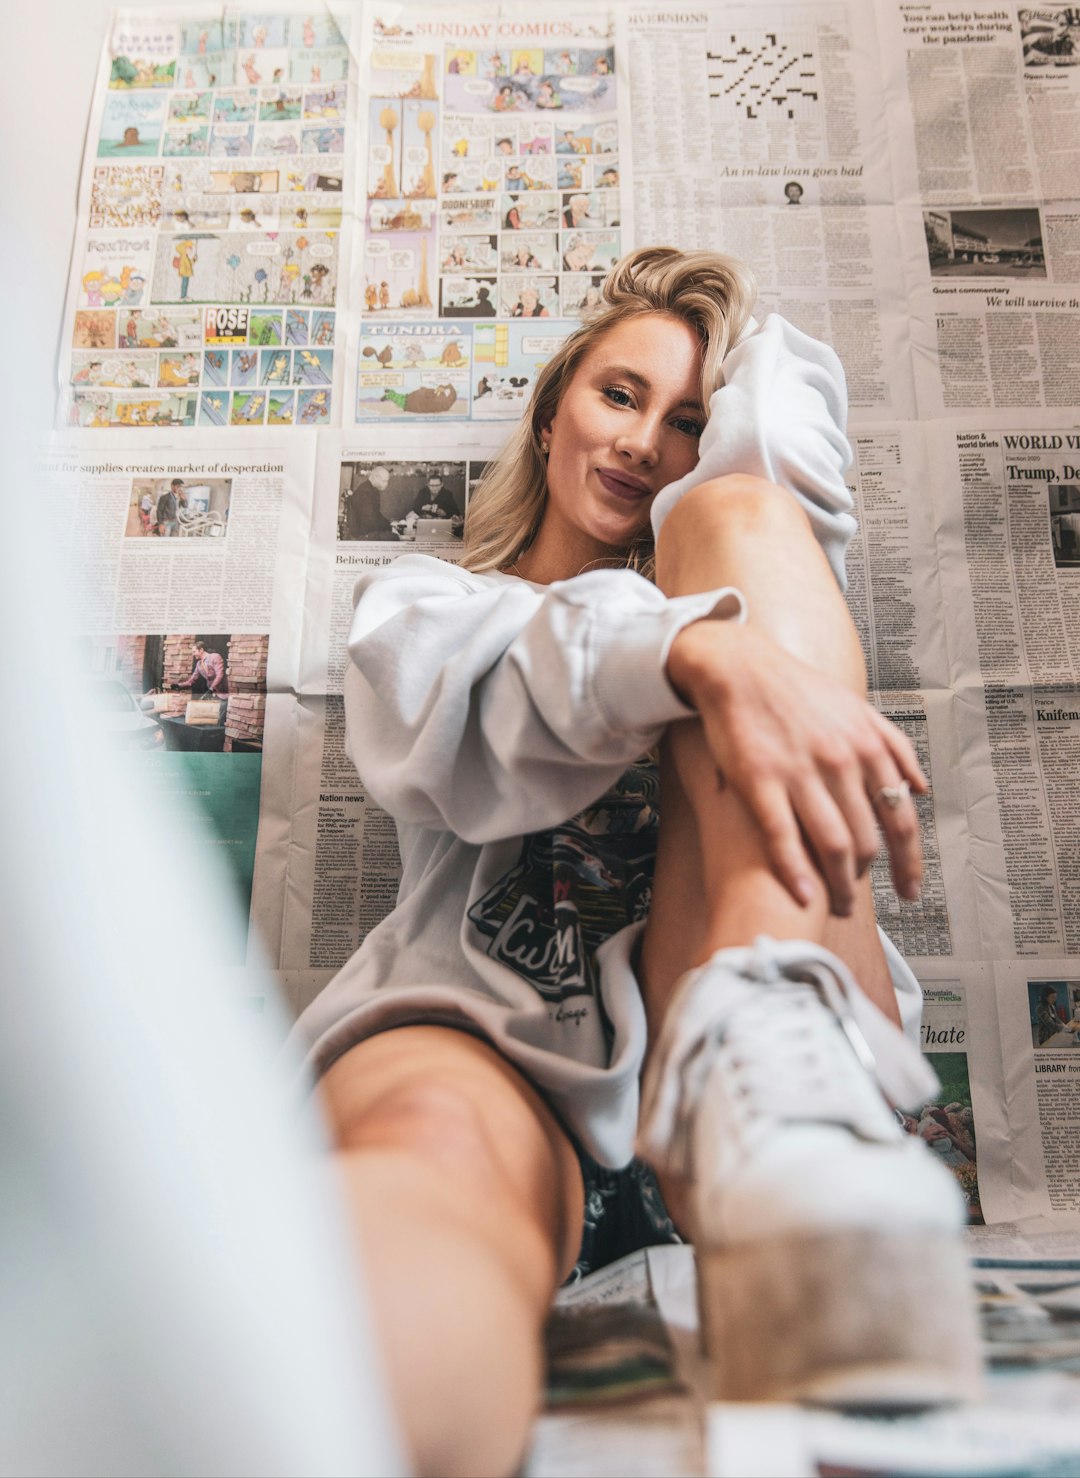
[51, 0, 1080, 1230]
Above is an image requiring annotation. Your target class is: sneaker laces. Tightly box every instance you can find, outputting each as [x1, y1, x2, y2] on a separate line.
[638, 938, 941, 1178]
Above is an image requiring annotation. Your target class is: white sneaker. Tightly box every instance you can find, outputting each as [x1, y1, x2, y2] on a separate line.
[638, 937, 982, 1408]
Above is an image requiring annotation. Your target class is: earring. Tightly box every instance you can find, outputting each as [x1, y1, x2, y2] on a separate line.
[540, 440, 550, 456]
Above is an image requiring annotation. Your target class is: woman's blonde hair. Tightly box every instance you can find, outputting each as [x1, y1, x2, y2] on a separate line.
[461, 246, 757, 579]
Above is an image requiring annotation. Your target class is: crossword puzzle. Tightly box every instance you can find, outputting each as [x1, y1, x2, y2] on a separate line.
[707, 31, 820, 121]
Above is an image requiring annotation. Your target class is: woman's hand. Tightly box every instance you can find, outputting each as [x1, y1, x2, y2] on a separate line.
[666, 618, 928, 916]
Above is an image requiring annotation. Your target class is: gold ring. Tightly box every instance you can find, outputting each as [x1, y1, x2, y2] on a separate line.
[873, 781, 910, 811]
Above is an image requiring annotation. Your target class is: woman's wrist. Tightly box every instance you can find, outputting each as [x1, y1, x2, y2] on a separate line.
[665, 616, 745, 709]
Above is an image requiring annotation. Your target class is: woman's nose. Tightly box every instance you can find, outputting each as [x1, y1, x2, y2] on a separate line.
[616, 418, 660, 466]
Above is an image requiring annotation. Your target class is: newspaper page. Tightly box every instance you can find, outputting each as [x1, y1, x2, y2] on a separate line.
[913, 414, 1080, 1220]
[526, 1248, 701, 1478]
[345, 1, 624, 434]
[60, 6, 355, 432]
[840, 426, 992, 1224]
[880, 0, 1080, 415]
[825, 411, 1080, 1225]
[929, 416, 1080, 964]
[252, 431, 487, 1001]
[620, 1, 916, 418]
[49, 430, 315, 974]
[844, 423, 986, 959]
[525, 1240, 1080, 1476]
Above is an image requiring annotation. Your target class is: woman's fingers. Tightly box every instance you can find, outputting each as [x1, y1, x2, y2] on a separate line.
[864, 713, 927, 900]
[739, 776, 819, 908]
[737, 724, 926, 914]
[813, 714, 926, 907]
[867, 771, 924, 902]
[687, 625, 931, 911]
[821, 763, 882, 879]
[789, 776, 863, 916]
[869, 707, 928, 792]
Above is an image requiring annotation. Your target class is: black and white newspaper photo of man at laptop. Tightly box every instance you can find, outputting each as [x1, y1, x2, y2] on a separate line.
[337, 459, 466, 543]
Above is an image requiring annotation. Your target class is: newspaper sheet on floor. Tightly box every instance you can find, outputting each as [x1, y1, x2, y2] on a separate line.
[620, 0, 916, 420]
[46, 429, 314, 983]
[60, 6, 356, 433]
[525, 1236, 1080, 1477]
[344, 0, 628, 435]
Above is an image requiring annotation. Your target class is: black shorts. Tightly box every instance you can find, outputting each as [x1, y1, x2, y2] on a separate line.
[566, 1152, 680, 1283]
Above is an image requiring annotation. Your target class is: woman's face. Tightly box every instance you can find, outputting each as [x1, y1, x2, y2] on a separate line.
[540, 313, 705, 561]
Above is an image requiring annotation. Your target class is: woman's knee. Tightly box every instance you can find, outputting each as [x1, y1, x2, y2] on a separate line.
[323, 1031, 514, 1163]
[661, 472, 815, 543]
[318, 1028, 584, 1268]
[337, 1075, 504, 1176]
[326, 1049, 578, 1318]
[657, 474, 814, 587]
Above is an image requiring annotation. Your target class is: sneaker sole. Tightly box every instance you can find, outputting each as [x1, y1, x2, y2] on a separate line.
[696, 1227, 983, 1408]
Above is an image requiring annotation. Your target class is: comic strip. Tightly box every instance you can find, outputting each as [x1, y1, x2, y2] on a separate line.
[352, 3, 623, 425]
[62, 7, 353, 428]
[356, 317, 568, 422]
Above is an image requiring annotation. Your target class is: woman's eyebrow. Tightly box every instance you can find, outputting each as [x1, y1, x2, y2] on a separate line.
[598, 364, 704, 413]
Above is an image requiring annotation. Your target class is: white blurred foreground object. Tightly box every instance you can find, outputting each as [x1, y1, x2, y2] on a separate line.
[0, 508, 404, 1476]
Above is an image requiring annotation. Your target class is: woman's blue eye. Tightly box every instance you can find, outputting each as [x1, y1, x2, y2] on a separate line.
[602, 386, 701, 437]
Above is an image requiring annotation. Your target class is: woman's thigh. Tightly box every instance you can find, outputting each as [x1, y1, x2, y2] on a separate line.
[319, 1024, 586, 1282]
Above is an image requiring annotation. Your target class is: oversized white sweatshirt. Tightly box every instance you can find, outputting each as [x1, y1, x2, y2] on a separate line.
[292, 314, 921, 1166]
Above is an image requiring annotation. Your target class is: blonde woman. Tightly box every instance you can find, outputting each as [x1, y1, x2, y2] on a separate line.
[294, 248, 979, 1476]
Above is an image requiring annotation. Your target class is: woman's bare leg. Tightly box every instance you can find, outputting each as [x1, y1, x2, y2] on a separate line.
[632, 479, 989, 1411]
[319, 1025, 584, 1478]
[641, 475, 907, 1039]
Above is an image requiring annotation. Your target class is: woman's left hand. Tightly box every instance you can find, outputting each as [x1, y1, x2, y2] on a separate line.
[665, 618, 928, 916]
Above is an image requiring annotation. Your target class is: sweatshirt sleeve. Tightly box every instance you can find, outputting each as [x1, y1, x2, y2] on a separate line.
[343, 554, 744, 843]
[649, 313, 856, 589]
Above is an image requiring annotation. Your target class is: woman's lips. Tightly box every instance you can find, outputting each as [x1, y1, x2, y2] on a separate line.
[595, 467, 651, 501]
